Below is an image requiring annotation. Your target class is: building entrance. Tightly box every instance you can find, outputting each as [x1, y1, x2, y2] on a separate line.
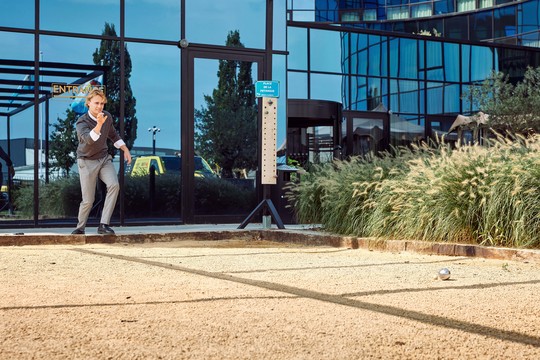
[181, 46, 266, 223]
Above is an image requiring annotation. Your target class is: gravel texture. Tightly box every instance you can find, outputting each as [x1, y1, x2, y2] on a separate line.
[1, 239, 540, 359]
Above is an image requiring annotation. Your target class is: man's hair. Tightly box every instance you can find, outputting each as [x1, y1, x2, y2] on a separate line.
[85, 88, 107, 105]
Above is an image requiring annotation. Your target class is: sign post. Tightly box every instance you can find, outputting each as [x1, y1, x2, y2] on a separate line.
[238, 81, 284, 229]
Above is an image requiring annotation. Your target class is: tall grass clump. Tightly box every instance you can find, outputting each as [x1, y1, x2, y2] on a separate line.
[287, 135, 540, 248]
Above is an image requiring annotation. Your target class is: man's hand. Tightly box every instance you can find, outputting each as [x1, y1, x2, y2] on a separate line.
[120, 145, 132, 165]
[96, 112, 107, 125]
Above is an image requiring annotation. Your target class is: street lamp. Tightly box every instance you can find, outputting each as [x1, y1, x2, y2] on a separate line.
[148, 126, 160, 155]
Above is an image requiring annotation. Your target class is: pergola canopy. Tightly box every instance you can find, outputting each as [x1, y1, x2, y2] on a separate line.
[0, 59, 107, 117]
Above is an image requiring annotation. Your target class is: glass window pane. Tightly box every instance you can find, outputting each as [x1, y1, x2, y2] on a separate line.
[427, 82, 443, 113]
[457, 0, 476, 12]
[0, 0, 34, 29]
[434, 0, 455, 15]
[494, 6, 516, 39]
[273, 55, 287, 151]
[186, 0, 265, 49]
[470, 11, 492, 42]
[443, 84, 460, 113]
[470, 46, 494, 81]
[273, 0, 287, 51]
[519, 1, 540, 34]
[444, 43, 460, 82]
[445, 15, 469, 40]
[288, 71, 308, 99]
[0, 32, 33, 60]
[387, 6, 409, 20]
[310, 73, 343, 102]
[41, 0, 119, 35]
[368, 35, 387, 77]
[390, 38, 418, 79]
[411, 4, 432, 18]
[426, 41, 443, 81]
[126, 1, 180, 40]
[288, 27, 308, 70]
[391, 80, 419, 114]
[351, 76, 368, 110]
[351, 33, 368, 76]
[310, 29, 343, 73]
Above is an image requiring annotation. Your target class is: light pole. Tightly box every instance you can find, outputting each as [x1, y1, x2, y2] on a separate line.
[148, 126, 160, 155]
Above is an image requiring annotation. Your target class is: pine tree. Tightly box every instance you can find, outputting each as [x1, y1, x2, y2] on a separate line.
[194, 30, 258, 178]
[93, 23, 138, 152]
[49, 109, 78, 176]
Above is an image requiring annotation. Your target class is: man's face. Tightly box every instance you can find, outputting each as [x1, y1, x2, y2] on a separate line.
[87, 95, 106, 117]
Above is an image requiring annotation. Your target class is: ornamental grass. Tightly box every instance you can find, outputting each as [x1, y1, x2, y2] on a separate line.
[286, 134, 540, 248]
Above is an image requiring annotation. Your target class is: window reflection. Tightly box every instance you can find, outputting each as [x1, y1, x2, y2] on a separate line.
[0, 1, 34, 29]
[310, 29, 343, 73]
[126, 1, 180, 40]
[311, 73, 343, 102]
[40, 0, 119, 35]
[185, 0, 265, 49]
[288, 27, 308, 70]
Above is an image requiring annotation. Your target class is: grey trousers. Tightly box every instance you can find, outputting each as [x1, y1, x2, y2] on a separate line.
[75, 155, 119, 230]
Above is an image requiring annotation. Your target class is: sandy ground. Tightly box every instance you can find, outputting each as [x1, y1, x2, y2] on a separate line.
[1, 239, 540, 359]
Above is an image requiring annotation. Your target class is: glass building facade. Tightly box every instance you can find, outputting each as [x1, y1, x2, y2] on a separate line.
[291, 0, 540, 47]
[0, 0, 539, 227]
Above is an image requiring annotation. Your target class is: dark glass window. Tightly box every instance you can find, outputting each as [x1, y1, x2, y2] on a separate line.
[470, 11, 493, 42]
[494, 6, 517, 39]
[445, 15, 469, 40]
[434, 0, 455, 15]
[519, 2, 540, 34]
[125, 1, 180, 40]
[0, 0, 34, 29]
[185, 0, 265, 49]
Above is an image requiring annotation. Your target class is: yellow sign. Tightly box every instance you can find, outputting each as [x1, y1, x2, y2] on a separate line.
[51, 83, 106, 98]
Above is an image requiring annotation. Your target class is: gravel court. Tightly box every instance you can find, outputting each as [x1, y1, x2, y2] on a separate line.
[1, 240, 540, 359]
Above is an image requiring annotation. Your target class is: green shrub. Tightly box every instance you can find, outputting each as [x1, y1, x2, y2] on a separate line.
[13, 174, 257, 219]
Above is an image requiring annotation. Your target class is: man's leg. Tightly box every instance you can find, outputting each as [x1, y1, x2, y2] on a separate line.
[98, 155, 119, 226]
[75, 158, 100, 230]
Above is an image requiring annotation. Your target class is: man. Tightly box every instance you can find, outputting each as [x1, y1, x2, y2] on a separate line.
[72, 88, 132, 235]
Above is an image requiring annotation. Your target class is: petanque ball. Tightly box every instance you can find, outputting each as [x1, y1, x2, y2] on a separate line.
[438, 268, 451, 280]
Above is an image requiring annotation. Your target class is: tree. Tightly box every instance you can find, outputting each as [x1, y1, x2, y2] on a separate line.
[464, 66, 540, 135]
[93, 23, 138, 152]
[194, 30, 258, 178]
[49, 108, 78, 176]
